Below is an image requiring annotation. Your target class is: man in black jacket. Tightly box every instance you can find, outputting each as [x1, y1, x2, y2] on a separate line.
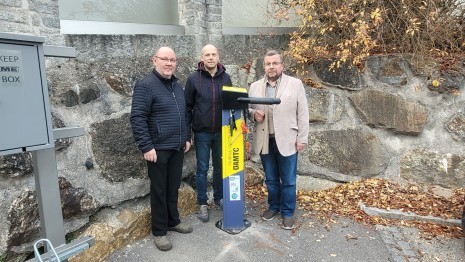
[185, 44, 233, 222]
[131, 46, 192, 251]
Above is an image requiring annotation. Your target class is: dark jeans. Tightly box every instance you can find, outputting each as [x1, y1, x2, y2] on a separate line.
[194, 131, 222, 205]
[147, 149, 184, 236]
[260, 138, 298, 218]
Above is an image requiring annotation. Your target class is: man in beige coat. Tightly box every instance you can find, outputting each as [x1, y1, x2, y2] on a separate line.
[248, 50, 309, 230]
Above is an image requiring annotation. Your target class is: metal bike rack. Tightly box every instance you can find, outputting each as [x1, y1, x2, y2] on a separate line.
[33, 239, 60, 262]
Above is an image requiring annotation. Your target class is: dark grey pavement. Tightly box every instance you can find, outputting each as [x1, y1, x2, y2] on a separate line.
[107, 205, 465, 262]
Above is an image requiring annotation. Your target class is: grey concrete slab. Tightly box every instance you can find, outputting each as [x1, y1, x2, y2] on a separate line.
[108, 207, 393, 262]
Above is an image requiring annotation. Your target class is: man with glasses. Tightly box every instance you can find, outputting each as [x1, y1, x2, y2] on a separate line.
[248, 50, 309, 230]
[185, 44, 232, 222]
[131, 47, 193, 251]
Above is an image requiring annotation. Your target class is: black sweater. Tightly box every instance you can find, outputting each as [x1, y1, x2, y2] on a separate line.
[184, 62, 232, 134]
[131, 70, 189, 153]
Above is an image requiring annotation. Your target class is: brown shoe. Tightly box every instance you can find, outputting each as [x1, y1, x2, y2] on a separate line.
[154, 236, 172, 251]
[168, 222, 193, 234]
[261, 209, 279, 221]
[282, 216, 295, 230]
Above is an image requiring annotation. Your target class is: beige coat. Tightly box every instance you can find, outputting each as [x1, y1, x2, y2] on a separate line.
[248, 73, 309, 156]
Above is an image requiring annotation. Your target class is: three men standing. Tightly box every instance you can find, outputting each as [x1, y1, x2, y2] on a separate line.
[131, 46, 308, 253]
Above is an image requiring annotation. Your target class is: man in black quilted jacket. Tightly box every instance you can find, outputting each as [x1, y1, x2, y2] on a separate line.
[130, 46, 192, 251]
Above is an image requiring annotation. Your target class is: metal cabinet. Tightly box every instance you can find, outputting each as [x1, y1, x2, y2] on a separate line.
[0, 33, 54, 155]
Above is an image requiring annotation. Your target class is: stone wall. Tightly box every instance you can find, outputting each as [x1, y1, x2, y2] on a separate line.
[0, 0, 63, 45]
[1, 0, 465, 261]
[300, 57, 465, 186]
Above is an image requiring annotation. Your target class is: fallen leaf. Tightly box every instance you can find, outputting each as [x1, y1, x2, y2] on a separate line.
[345, 234, 358, 240]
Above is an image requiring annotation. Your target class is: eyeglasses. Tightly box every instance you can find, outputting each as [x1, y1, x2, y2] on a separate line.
[264, 62, 282, 67]
[155, 56, 177, 64]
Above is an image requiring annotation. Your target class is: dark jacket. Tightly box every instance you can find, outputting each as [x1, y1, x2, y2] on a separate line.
[130, 70, 189, 153]
[184, 62, 232, 134]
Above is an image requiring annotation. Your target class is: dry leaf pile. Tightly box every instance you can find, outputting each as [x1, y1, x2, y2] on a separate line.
[245, 178, 465, 239]
[303, 78, 323, 89]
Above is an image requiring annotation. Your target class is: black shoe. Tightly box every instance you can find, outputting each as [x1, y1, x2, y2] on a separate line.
[282, 216, 295, 230]
[261, 209, 279, 221]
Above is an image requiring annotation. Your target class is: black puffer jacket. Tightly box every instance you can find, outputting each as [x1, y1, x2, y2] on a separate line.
[130, 70, 189, 153]
[185, 62, 232, 134]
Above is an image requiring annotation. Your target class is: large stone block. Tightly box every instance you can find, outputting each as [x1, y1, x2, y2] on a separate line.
[223, 64, 250, 88]
[182, 147, 197, 181]
[7, 191, 39, 248]
[98, 58, 152, 97]
[0, 153, 32, 178]
[69, 183, 196, 262]
[59, 177, 99, 219]
[0, 0, 21, 7]
[4, 177, 99, 258]
[47, 60, 101, 107]
[178, 182, 197, 217]
[78, 85, 100, 104]
[366, 55, 410, 86]
[90, 113, 146, 182]
[0, 10, 28, 23]
[29, 0, 59, 15]
[31, 12, 41, 26]
[350, 89, 428, 135]
[446, 111, 465, 143]
[41, 16, 60, 29]
[297, 175, 341, 192]
[245, 165, 264, 187]
[206, 13, 221, 22]
[206, 0, 222, 5]
[0, 20, 32, 34]
[302, 126, 390, 181]
[69, 207, 151, 262]
[426, 59, 465, 94]
[312, 59, 364, 90]
[103, 72, 126, 96]
[400, 148, 465, 188]
[59, 89, 79, 107]
[308, 88, 343, 123]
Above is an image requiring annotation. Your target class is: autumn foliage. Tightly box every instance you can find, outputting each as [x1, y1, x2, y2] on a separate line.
[269, 0, 465, 71]
[246, 178, 465, 238]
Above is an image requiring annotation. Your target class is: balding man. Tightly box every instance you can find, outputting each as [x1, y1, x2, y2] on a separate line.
[185, 44, 232, 222]
[131, 47, 192, 251]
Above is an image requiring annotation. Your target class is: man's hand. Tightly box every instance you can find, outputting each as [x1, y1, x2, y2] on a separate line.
[254, 110, 265, 123]
[184, 141, 191, 153]
[296, 142, 305, 152]
[144, 149, 157, 162]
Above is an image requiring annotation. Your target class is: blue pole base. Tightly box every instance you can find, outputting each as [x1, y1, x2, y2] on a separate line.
[215, 219, 251, 235]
